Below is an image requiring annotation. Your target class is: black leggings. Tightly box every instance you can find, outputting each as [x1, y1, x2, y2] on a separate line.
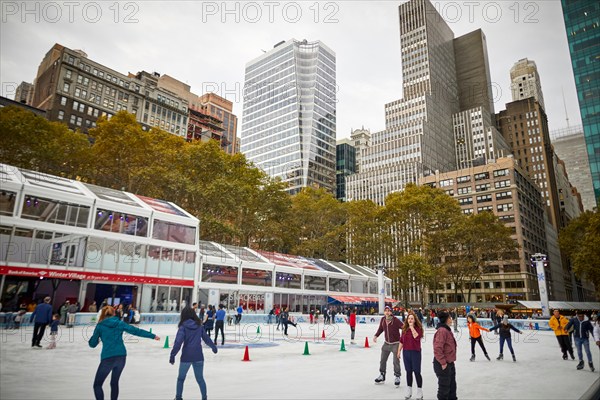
[470, 336, 488, 355]
[214, 320, 225, 345]
[93, 355, 126, 400]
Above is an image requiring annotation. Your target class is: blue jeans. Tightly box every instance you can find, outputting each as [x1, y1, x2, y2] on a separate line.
[93, 355, 126, 400]
[499, 337, 514, 355]
[177, 361, 207, 400]
[574, 337, 593, 363]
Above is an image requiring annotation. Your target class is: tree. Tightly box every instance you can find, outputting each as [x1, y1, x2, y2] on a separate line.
[383, 183, 463, 304]
[559, 210, 600, 295]
[0, 106, 90, 177]
[345, 200, 385, 267]
[286, 187, 347, 260]
[443, 212, 517, 303]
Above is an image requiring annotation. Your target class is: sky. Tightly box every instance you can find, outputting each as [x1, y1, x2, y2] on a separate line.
[1, 1, 581, 140]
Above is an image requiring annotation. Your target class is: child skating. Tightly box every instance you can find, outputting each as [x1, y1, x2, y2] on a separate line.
[47, 314, 60, 349]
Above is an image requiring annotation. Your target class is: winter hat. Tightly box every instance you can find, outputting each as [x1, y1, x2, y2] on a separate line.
[384, 306, 392, 312]
[502, 315, 509, 323]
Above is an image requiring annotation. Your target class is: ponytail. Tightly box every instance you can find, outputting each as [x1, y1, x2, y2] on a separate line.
[98, 306, 115, 322]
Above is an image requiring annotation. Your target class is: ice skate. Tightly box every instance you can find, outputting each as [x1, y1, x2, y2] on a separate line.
[496, 354, 503, 360]
[394, 375, 401, 387]
[562, 354, 568, 360]
[485, 353, 491, 361]
[590, 362, 595, 372]
[414, 387, 423, 400]
[374, 373, 385, 384]
[577, 360, 584, 370]
[570, 352, 575, 360]
[404, 386, 412, 399]
[512, 354, 516, 362]
[469, 354, 475, 362]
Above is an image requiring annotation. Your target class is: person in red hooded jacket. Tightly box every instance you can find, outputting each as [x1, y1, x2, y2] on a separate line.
[348, 308, 357, 344]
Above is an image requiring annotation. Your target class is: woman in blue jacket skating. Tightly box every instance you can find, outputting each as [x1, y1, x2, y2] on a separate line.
[170, 306, 218, 400]
[89, 306, 159, 400]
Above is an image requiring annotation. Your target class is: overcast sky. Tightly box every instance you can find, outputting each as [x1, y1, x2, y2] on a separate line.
[1, 1, 580, 139]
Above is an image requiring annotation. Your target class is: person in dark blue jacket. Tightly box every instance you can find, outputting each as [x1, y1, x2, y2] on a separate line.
[489, 315, 522, 362]
[30, 296, 53, 348]
[170, 307, 218, 400]
[565, 311, 595, 371]
[89, 306, 159, 400]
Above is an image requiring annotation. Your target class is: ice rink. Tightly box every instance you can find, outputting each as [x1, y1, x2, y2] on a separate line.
[1, 320, 599, 400]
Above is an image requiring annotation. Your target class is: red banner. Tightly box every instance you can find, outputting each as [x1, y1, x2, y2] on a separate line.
[0, 265, 194, 287]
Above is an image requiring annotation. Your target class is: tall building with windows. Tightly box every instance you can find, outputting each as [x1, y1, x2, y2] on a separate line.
[350, 128, 371, 173]
[199, 93, 238, 155]
[241, 39, 337, 195]
[551, 125, 596, 211]
[336, 138, 356, 201]
[561, 0, 600, 206]
[14, 81, 34, 105]
[510, 58, 546, 110]
[347, 0, 460, 204]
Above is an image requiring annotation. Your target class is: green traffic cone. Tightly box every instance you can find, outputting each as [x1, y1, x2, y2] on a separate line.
[303, 341, 310, 356]
[340, 339, 346, 352]
[257, 326, 261, 334]
[163, 336, 169, 349]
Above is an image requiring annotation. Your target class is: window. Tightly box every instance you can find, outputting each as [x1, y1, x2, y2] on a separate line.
[476, 194, 492, 203]
[60, 96, 67, 106]
[457, 175, 471, 183]
[496, 191, 512, 200]
[241, 268, 272, 287]
[440, 179, 453, 187]
[201, 264, 238, 284]
[475, 183, 491, 192]
[65, 69, 72, 79]
[493, 169, 509, 177]
[152, 220, 196, 245]
[495, 180, 511, 189]
[474, 172, 489, 181]
[21, 195, 89, 227]
[458, 197, 473, 205]
[457, 187, 472, 195]
[63, 83, 70, 92]
[57, 110, 64, 120]
[497, 203, 514, 212]
[477, 205, 493, 212]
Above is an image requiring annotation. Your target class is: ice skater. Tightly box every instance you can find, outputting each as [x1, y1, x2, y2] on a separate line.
[170, 307, 218, 400]
[203, 304, 215, 337]
[397, 311, 423, 400]
[549, 309, 575, 360]
[489, 315, 522, 362]
[467, 315, 490, 361]
[89, 306, 159, 400]
[47, 314, 60, 349]
[373, 305, 404, 387]
[281, 307, 297, 336]
[30, 296, 53, 348]
[565, 311, 595, 371]
[433, 310, 457, 400]
[348, 308, 357, 344]
[214, 304, 226, 345]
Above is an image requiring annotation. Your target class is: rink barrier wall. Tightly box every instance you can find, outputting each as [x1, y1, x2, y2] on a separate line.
[0, 312, 551, 330]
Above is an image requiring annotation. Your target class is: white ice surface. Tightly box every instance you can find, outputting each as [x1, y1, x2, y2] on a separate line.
[1, 322, 599, 400]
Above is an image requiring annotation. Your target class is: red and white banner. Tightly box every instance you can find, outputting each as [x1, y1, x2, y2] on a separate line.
[0, 265, 194, 287]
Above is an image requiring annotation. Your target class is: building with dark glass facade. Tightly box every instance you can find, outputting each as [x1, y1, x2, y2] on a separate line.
[561, 0, 600, 206]
[336, 139, 356, 201]
[241, 39, 337, 195]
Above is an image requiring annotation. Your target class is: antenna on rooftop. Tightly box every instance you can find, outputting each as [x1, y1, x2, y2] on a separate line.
[561, 87, 570, 129]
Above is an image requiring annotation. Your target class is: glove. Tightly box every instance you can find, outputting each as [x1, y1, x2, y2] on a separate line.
[169, 356, 175, 365]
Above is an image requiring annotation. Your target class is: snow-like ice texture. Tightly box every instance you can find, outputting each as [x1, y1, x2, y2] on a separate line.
[1, 321, 599, 399]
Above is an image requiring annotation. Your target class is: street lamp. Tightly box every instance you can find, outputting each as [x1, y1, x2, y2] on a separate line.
[531, 253, 550, 317]
[376, 264, 385, 315]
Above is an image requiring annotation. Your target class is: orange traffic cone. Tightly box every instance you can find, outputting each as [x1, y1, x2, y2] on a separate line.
[322, 329, 326, 340]
[364, 337, 370, 348]
[242, 345, 251, 362]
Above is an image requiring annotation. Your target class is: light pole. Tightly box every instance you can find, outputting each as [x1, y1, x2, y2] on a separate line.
[531, 253, 550, 317]
[377, 264, 385, 315]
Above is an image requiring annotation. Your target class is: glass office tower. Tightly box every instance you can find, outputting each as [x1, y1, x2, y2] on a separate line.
[561, 0, 600, 206]
[241, 39, 337, 195]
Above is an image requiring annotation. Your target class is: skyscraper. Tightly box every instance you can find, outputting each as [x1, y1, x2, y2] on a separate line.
[510, 58, 546, 110]
[347, 0, 460, 204]
[241, 39, 336, 195]
[561, 0, 600, 207]
[336, 138, 356, 201]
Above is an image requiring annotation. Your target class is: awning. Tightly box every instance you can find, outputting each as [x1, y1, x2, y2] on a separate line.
[517, 301, 600, 310]
[328, 295, 398, 305]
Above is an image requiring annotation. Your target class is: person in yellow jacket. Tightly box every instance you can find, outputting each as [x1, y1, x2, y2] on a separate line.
[548, 309, 574, 360]
[467, 315, 490, 361]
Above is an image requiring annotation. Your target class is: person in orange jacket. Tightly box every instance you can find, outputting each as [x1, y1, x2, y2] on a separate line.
[467, 314, 490, 361]
[548, 309, 575, 360]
